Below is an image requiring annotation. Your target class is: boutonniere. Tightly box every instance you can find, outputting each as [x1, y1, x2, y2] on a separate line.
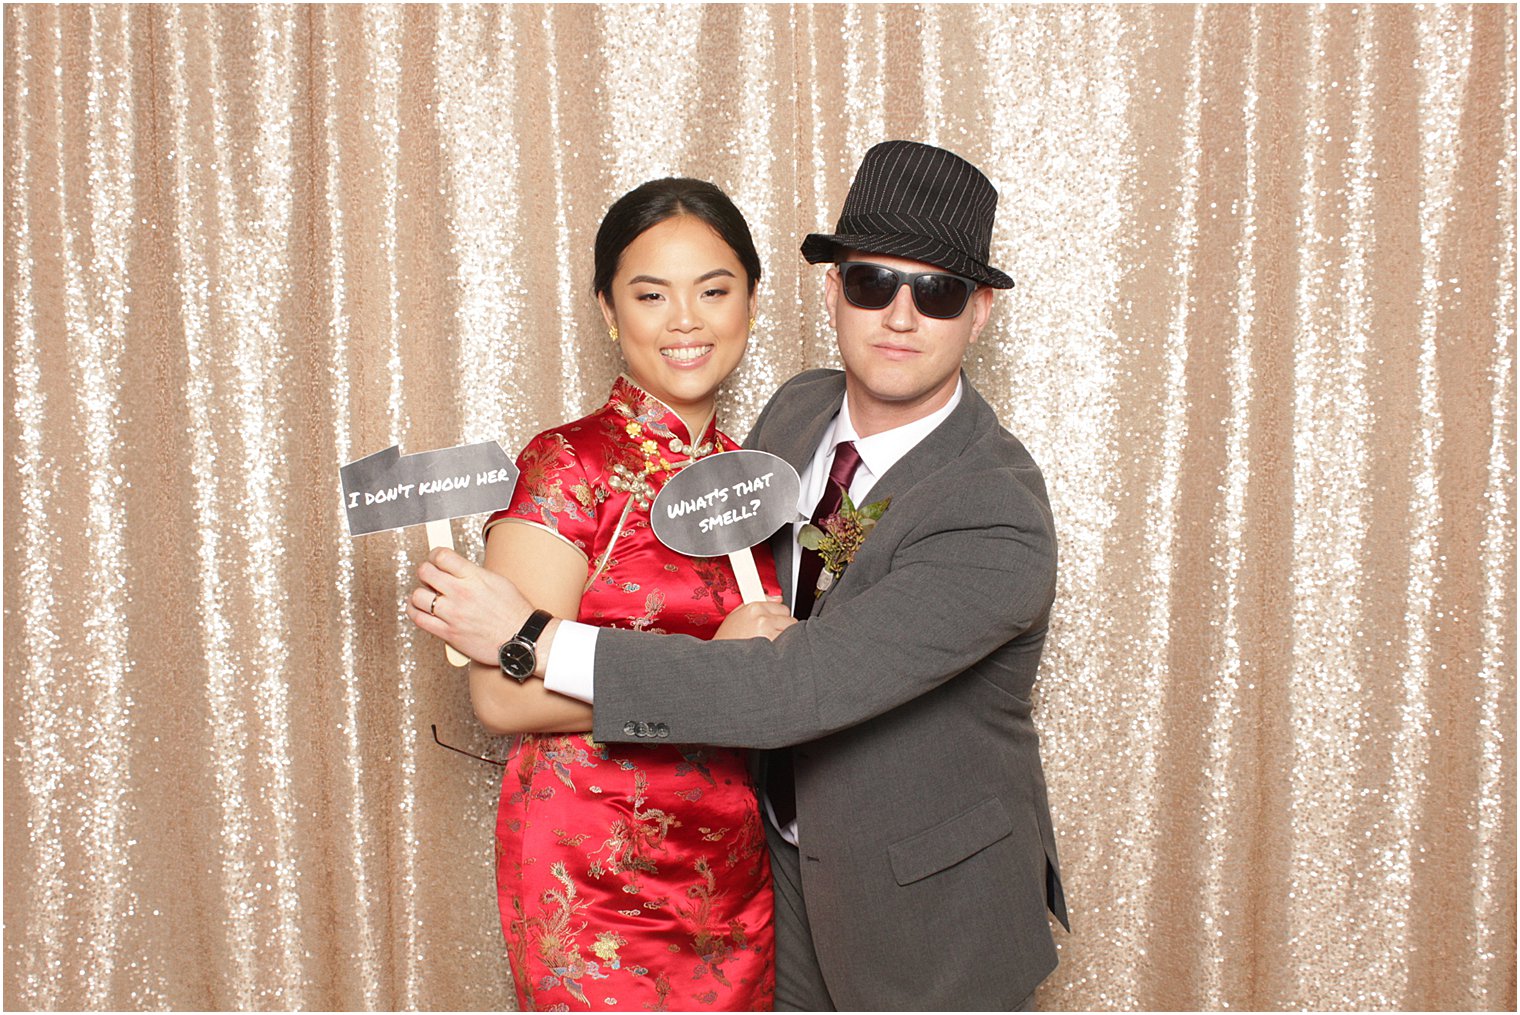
[798, 491, 890, 596]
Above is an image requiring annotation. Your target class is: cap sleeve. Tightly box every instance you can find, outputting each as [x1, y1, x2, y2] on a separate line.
[482, 430, 596, 562]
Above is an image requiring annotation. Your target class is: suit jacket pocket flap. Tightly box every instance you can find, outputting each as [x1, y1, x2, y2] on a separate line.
[888, 797, 1014, 886]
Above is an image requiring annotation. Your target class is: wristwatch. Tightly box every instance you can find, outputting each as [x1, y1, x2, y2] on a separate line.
[498, 609, 552, 682]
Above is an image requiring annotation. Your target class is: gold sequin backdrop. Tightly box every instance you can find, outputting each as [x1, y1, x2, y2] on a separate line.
[2, 3, 1514, 1011]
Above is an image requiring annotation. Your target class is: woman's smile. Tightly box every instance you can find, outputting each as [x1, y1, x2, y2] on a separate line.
[661, 342, 715, 364]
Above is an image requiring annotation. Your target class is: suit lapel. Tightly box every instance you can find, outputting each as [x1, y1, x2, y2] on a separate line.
[762, 388, 845, 479]
[856, 372, 985, 510]
[752, 374, 847, 607]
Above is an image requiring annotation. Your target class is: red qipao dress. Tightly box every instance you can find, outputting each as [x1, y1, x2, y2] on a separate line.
[484, 376, 779, 1012]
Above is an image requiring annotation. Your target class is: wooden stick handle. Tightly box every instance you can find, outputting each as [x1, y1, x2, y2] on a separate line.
[425, 519, 471, 668]
[728, 547, 766, 604]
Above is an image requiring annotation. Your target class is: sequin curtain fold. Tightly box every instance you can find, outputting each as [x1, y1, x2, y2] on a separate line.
[3, 4, 1513, 1010]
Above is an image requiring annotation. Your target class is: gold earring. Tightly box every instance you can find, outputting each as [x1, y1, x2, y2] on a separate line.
[609, 325, 619, 342]
[749, 316, 756, 331]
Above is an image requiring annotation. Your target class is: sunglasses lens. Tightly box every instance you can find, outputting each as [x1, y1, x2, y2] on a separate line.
[840, 263, 974, 318]
[842, 264, 900, 309]
[913, 273, 972, 319]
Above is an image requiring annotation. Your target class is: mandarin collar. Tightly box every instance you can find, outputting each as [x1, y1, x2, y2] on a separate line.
[609, 374, 719, 459]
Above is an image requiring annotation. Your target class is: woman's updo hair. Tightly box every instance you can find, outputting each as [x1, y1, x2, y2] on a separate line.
[593, 178, 762, 304]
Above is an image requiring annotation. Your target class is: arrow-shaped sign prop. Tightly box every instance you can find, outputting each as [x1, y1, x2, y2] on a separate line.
[341, 440, 519, 666]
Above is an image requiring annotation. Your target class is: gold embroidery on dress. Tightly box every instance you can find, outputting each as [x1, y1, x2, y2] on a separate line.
[525, 862, 600, 1007]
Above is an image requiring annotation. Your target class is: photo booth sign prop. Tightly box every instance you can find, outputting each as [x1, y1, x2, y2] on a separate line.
[651, 450, 801, 604]
[340, 441, 519, 667]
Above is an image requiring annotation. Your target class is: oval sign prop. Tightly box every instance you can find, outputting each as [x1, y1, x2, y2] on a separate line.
[652, 450, 801, 557]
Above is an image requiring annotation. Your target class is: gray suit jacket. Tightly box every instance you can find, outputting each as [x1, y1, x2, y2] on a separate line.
[593, 369, 1067, 1010]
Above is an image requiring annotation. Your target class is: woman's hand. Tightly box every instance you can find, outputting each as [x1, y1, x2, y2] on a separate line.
[407, 546, 535, 664]
[714, 598, 796, 641]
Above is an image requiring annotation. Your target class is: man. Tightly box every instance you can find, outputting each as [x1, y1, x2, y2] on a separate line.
[414, 141, 1068, 1010]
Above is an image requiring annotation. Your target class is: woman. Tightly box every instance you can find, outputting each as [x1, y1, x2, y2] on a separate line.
[472, 179, 778, 1011]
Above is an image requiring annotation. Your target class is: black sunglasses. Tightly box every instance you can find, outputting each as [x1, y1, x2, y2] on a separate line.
[837, 261, 978, 320]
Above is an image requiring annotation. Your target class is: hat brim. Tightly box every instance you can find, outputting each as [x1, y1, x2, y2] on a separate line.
[801, 232, 1014, 289]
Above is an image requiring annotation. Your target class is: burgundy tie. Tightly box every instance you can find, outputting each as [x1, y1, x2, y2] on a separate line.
[794, 440, 863, 618]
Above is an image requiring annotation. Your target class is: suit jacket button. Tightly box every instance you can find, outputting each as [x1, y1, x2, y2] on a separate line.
[623, 721, 639, 737]
[655, 723, 670, 739]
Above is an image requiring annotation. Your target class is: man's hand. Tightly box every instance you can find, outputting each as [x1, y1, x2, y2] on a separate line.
[407, 546, 533, 664]
[713, 598, 796, 641]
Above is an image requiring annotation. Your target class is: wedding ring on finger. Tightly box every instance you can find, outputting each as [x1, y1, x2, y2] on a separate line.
[429, 590, 442, 617]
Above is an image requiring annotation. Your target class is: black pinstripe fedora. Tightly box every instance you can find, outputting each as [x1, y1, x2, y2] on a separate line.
[802, 140, 1013, 289]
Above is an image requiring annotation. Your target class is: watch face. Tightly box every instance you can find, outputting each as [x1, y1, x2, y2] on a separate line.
[499, 639, 534, 680]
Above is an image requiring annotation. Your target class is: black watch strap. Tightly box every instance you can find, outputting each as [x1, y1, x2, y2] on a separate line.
[498, 609, 553, 682]
[517, 608, 552, 645]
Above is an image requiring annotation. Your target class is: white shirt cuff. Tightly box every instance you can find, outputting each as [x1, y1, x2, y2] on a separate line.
[543, 621, 598, 703]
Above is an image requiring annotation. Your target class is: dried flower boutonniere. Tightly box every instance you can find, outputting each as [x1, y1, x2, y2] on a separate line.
[798, 491, 890, 596]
